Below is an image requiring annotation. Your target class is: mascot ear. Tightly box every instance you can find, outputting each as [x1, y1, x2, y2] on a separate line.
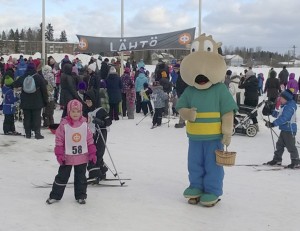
[218, 47, 223, 55]
[217, 42, 223, 55]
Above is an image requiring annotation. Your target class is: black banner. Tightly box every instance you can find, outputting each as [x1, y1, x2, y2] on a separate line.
[76, 28, 196, 53]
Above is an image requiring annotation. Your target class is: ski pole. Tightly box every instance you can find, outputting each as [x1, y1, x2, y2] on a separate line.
[95, 124, 125, 186]
[267, 116, 276, 151]
[103, 161, 117, 177]
[135, 111, 151, 125]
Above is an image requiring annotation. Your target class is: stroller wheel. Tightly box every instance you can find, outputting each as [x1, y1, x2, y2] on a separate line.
[232, 127, 236, 135]
[246, 125, 257, 137]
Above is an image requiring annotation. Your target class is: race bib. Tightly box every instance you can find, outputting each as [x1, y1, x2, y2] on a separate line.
[64, 123, 88, 155]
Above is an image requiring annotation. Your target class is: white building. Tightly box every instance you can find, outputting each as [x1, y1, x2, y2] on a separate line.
[225, 55, 244, 67]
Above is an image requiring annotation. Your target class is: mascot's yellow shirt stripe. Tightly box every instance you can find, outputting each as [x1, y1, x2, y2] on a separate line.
[196, 112, 220, 118]
[187, 112, 221, 135]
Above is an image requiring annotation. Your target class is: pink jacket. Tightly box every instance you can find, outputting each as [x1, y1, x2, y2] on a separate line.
[54, 117, 96, 166]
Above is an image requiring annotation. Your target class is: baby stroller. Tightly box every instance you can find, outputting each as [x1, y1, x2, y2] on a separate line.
[233, 93, 265, 137]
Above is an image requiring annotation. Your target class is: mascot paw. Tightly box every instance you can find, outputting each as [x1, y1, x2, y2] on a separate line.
[178, 108, 197, 122]
[222, 134, 231, 146]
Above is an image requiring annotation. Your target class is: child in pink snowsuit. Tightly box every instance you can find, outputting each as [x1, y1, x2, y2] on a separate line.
[46, 99, 97, 205]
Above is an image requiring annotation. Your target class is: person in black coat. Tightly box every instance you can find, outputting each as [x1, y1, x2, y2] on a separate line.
[0, 57, 5, 81]
[238, 70, 259, 128]
[13, 62, 48, 139]
[100, 58, 110, 80]
[106, 66, 123, 120]
[59, 63, 81, 118]
[174, 69, 188, 128]
[264, 70, 281, 102]
[278, 66, 289, 89]
[83, 89, 112, 182]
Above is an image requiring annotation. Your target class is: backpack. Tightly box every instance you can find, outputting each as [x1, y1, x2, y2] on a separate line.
[262, 100, 275, 116]
[23, 74, 36, 93]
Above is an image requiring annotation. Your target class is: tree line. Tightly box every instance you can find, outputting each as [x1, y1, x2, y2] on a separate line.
[0, 23, 67, 42]
[222, 46, 297, 67]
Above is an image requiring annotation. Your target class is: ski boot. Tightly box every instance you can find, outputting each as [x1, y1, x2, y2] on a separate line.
[46, 198, 59, 204]
[77, 199, 86, 204]
[264, 160, 282, 166]
[199, 193, 220, 207]
[87, 176, 100, 185]
[183, 187, 203, 205]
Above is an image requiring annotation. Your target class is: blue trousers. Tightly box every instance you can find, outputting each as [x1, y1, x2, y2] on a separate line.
[188, 139, 224, 196]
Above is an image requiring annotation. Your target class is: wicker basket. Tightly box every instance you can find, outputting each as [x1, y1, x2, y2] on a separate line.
[215, 148, 236, 167]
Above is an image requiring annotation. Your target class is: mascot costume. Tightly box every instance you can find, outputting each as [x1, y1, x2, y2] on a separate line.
[176, 34, 238, 207]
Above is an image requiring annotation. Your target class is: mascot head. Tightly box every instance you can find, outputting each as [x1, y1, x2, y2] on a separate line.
[180, 34, 227, 90]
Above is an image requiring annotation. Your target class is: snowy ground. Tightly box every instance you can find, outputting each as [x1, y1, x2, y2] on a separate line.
[1, 67, 300, 231]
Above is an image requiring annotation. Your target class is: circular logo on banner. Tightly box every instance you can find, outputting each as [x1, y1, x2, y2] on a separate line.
[178, 33, 192, 45]
[72, 133, 81, 143]
[78, 38, 88, 51]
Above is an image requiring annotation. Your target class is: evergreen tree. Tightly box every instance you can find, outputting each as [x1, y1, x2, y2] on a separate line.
[36, 23, 42, 41]
[2, 31, 7, 40]
[59, 30, 67, 42]
[20, 29, 26, 40]
[45, 23, 54, 41]
[14, 29, 20, 40]
[26, 28, 34, 41]
[8, 29, 15, 40]
[14, 29, 20, 53]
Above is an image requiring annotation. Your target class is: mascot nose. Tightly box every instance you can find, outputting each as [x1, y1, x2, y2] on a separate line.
[195, 75, 209, 85]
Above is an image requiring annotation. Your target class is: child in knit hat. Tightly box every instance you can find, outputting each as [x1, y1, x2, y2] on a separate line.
[265, 89, 299, 168]
[1, 75, 21, 135]
[46, 99, 97, 205]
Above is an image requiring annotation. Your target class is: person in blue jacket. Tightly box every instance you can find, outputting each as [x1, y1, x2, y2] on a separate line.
[2, 75, 20, 135]
[15, 57, 28, 78]
[135, 67, 148, 113]
[265, 89, 299, 168]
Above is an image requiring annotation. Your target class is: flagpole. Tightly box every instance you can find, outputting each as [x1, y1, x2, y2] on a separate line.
[198, 0, 202, 36]
[120, 0, 124, 74]
[42, 0, 46, 66]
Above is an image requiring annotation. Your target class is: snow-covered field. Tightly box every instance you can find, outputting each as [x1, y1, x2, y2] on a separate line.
[1, 66, 300, 231]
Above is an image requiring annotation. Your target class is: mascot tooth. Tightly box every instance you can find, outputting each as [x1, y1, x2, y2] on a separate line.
[176, 34, 238, 207]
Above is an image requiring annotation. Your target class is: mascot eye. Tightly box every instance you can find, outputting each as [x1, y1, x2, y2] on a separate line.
[204, 40, 214, 52]
[190, 41, 199, 53]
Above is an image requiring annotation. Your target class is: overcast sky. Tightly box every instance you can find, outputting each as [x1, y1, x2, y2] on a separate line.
[0, 0, 299, 55]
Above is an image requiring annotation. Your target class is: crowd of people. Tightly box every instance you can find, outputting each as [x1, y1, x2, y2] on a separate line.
[0, 54, 186, 204]
[1, 53, 299, 203]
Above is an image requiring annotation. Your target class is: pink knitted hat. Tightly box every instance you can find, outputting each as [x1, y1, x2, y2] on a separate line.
[67, 99, 82, 115]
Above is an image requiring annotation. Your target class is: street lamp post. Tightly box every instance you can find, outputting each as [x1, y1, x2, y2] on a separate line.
[120, 0, 124, 74]
[42, 0, 46, 66]
[199, 0, 202, 36]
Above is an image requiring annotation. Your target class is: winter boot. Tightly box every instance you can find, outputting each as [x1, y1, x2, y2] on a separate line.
[183, 187, 203, 198]
[25, 130, 31, 139]
[265, 160, 282, 166]
[77, 199, 86, 204]
[35, 132, 44, 139]
[199, 193, 219, 207]
[175, 123, 185, 128]
[286, 159, 300, 169]
[46, 198, 59, 204]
